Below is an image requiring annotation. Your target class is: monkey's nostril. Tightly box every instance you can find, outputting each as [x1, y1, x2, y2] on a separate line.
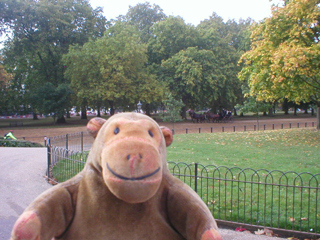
[139, 154, 143, 159]
[127, 155, 131, 160]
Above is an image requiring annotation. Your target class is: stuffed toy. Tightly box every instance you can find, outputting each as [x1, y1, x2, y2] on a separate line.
[11, 112, 222, 240]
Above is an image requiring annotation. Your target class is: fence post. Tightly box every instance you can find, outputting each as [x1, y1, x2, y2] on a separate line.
[194, 163, 198, 193]
[233, 126, 236, 132]
[66, 134, 69, 151]
[211, 127, 213, 133]
[81, 132, 83, 152]
[199, 128, 201, 133]
[47, 138, 51, 179]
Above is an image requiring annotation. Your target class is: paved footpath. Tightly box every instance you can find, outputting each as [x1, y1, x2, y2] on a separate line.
[0, 147, 287, 240]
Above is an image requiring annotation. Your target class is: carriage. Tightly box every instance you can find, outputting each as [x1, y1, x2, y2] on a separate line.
[188, 109, 233, 123]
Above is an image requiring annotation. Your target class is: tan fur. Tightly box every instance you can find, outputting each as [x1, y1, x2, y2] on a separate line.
[11, 113, 222, 240]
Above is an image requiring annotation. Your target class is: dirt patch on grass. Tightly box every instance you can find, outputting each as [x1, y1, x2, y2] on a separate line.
[0, 115, 316, 144]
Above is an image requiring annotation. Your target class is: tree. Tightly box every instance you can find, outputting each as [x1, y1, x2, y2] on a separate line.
[197, 13, 253, 113]
[125, 2, 167, 43]
[239, 0, 320, 129]
[0, 0, 106, 122]
[148, 16, 199, 64]
[63, 22, 165, 115]
[0, 56, 13, 114]
[161, 47, 224, 118]
[162, 93, 184, 132]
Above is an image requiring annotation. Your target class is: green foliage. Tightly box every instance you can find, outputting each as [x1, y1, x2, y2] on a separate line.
[162, 47, 221, 108]
[236, 98, 273, 115]
[162, 93, 184, 123]
[197, 15, 253, 111]
[30, 82, 73, 120]
[1, 0, 106, 121]
[63, 21, 165, 111]
[1, 0, 253, 119]
[125, 2, 167, 43]
[0, 138, 44, 147]
[0, 57, 13, 114]
[239, 0, 320, 106]
[148, 16, 199, 64]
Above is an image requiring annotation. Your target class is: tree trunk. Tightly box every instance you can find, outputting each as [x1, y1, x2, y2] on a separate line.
[33, 112, 38, 120]
[181, 105, 187, 119]
[317, 106, 320, 130]
[81, 106, 87, 119]
[108, 100, 115, 115]
[145, 103, 151, 116]
[97, 108, 101, 117]
[233, 108, 238, 116]
[56, 115, 66, 124]
[283, 99, 289, 114]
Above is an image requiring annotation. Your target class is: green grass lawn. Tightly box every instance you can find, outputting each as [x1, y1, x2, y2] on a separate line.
[168, 128, 320, 174]
[166, 128, 320, 233]
[51, 128, 320, 234]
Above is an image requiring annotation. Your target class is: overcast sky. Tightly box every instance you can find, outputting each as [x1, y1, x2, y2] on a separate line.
[0, 0, 283, 48]
[90, 0, 283, 25]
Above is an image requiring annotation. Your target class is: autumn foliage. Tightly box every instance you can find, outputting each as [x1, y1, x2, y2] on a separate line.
[239, 0, 320, 129]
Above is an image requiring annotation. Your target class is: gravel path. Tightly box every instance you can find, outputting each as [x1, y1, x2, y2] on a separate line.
[0, 147, 50, 240]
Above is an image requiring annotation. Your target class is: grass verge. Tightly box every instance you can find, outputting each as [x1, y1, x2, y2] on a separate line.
[51, 128, 320, 233]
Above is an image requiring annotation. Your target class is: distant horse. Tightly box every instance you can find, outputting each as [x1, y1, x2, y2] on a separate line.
[188, 110, 205, 123]
[205, 112, 220, 123]
[218, 110, 233, 123]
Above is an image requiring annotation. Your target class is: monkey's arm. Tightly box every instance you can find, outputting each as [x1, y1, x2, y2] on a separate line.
[167, 177, 222, 240]
[11, 182, 78, 240]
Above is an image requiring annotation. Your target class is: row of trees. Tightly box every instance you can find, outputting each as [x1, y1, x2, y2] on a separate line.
[0, 0, 319, 129]
[0, 0, 252, 122]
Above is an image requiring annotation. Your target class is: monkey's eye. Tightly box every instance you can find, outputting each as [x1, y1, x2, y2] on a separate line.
[114, 127, 120, 134]
[148, 130, 154, 137]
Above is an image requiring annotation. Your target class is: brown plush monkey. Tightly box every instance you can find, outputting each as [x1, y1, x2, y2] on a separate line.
[11, 113, 222, 240]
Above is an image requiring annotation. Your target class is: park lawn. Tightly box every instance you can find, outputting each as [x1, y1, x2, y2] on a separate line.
[51, 128, 320, 233]
[165, 128, 320, 233]
[167, 128, 320, 174]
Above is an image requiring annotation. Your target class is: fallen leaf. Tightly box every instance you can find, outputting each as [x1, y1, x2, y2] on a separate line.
[289, 217, 295, 222]
[264, 228, 274, 237]
[254, 229, 265, 235]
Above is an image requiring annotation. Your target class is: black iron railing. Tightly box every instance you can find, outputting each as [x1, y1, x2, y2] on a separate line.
[46, 121, 319, 238]
[46, 147, 320, 238]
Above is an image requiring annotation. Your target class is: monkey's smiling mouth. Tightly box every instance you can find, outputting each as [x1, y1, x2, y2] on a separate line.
[106, 163, 160, 181]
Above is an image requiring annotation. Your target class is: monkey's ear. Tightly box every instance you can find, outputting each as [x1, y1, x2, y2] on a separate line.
[87, 117, 106, 138]
[160, 126, 173, 147]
